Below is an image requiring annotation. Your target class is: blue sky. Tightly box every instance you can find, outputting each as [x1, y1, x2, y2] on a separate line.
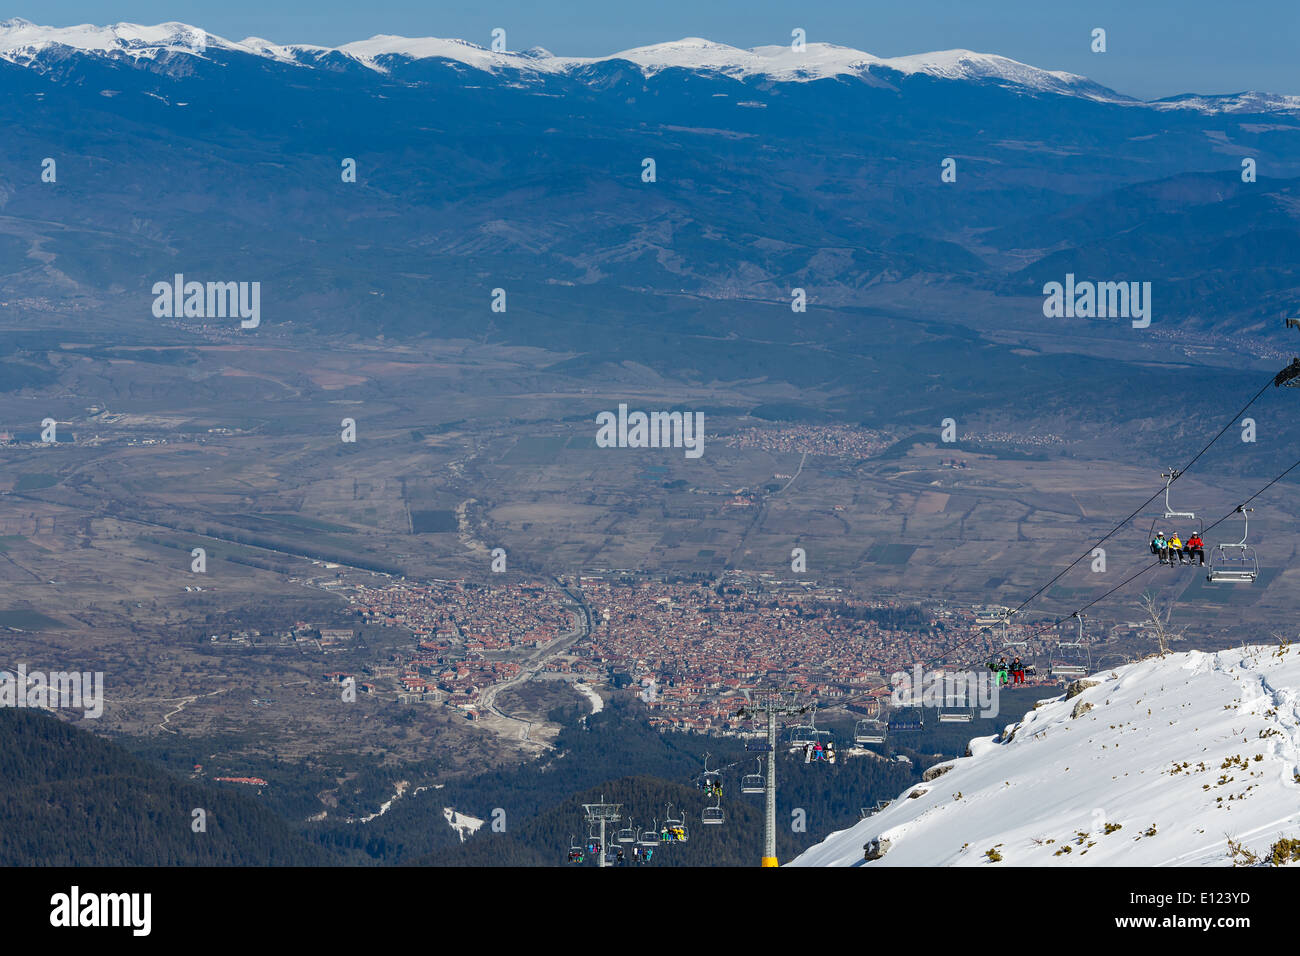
[16, 1, 1300, 99]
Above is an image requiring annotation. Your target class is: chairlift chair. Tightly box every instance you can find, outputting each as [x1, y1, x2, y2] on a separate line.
[887, 706, 924, 732]
[998, 608, 1029, 655]
[663, 804, 688, 844]
[853, 717, 886, 745]
[934, 674, 975, 722]
[1145, 469, 1204, 565]
[937, 703, 975, 723]
[697, 752, 723, 795]
[616, 823, 637, 844]
[1049, 614, 1092, 679]
[567, 835, 585, 864]
[740, 758, 765, 794]
[702, 792, 724, 825]
[1207, 506, 1259, 584]
[780, 697, 821, 749]
[786, 718, 816, 748]
[638, 822, 660, 847]
[798, 724, 836, 764]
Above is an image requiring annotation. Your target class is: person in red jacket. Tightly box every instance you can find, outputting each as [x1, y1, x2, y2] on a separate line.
[1186, 532, 1206, 566]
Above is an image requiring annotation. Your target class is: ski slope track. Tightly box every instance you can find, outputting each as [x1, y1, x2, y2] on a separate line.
[792, 646, 1300, 867]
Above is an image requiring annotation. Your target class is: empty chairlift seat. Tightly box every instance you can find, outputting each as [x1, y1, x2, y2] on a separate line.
[937, 705, 974, 723]
[1207, 506, 1259, 584]
[854, 718, 886, 744]
[1050, 613, 1092, 680]
[1049, 642, 1090, 679]
[854, 696, 887, 744]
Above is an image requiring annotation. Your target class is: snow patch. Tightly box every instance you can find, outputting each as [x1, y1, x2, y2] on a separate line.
[574, 681, 603, 715]
[791, 645, 1300, 867]
[443, 807, 484, 842]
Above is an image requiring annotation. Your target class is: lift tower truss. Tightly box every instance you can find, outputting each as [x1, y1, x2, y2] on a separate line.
[581, 797, 622, 869]
[736, 691, 810, 868]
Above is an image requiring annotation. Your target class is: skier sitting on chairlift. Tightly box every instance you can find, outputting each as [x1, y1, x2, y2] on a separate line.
[1169, 532, 1185, 565]
[1011, 656, 1025, 685]
[1153, 532, 1168, 564]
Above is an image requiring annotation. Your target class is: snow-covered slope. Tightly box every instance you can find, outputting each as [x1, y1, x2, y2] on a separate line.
[792, 645, 1300, 866]
[1, 18, 1290, 111]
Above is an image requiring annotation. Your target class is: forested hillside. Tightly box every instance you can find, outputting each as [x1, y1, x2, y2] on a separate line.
[318, 698, 924, 866]
[0, 708, 332, 865]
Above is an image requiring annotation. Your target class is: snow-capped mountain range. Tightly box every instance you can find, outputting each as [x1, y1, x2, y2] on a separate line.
[792, 645, 1300, 866]
[0, 18, 1295, 342]
[0, 18, 1294, 113]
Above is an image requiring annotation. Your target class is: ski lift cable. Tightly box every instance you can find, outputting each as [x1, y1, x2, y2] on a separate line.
[824, 443, 1300, 715]
[738, 376, 1294, 720]
[1042, 449, 1300, 629]
[1010, 373, 1277, 616]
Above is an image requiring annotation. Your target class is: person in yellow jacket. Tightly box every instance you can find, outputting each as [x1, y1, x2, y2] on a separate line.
[1168, 533, 1184, 565]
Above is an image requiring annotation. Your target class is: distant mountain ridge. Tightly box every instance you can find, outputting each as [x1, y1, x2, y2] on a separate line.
[0, 16, 1296, 357]
[0, 17, 1293, 113]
